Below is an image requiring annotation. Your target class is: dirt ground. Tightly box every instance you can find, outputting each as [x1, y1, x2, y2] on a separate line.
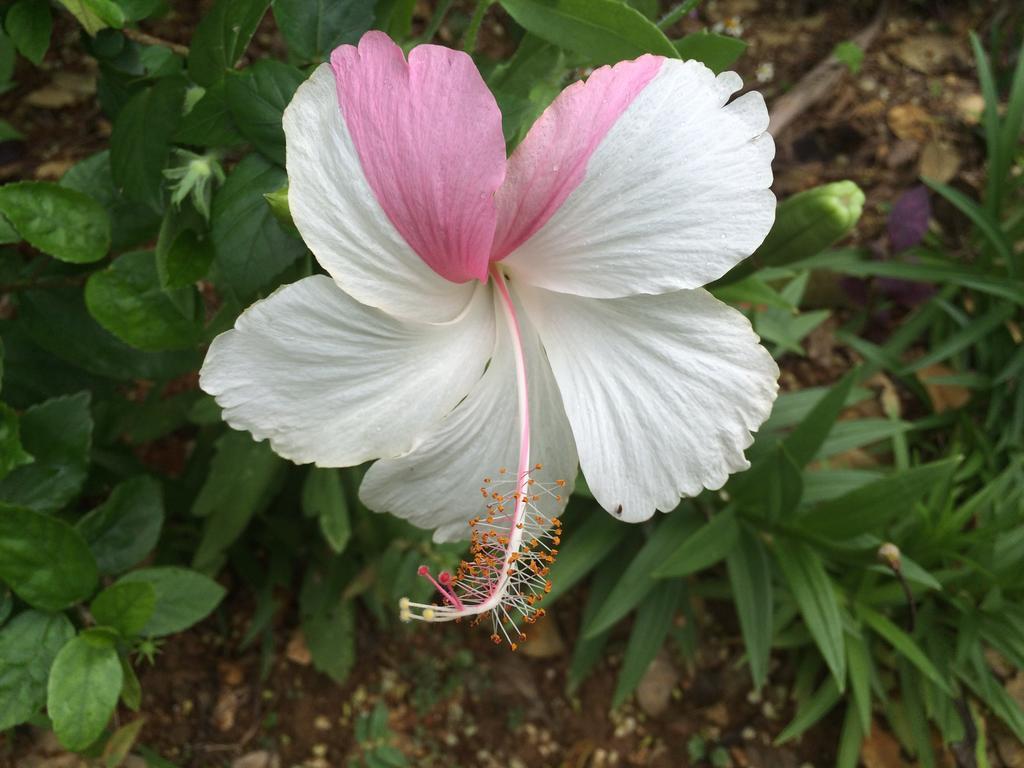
[2, 0, 1022, 766]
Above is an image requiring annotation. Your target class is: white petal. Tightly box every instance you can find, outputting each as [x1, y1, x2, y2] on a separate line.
[199, 275, 495, 466]
[517, 284, 778, 522]
[360, 289, 577, 541]
[503, 62, 776, 297]
[284, 64, 477, 323]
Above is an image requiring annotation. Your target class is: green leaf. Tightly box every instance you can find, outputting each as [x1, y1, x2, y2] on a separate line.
[612, 579, 683, 708]
[5, 0, 52, 65]
[211, 153, 307, 300]
[673, 30, 746, 73]
[174, 81, 245, 147]
[0, 610, 75, 730]
[499, 0, 678, 66]
[155, 205, 215, 289]
[0, 392, 92, 512]
[0, 403, 33, 481]
[584, 510, 700, 637]
[775, 676, 841, 744]
[47, 634, 123, 751]
[17, 287, 199, 382]
[271, 0, 373, 62]
[0, 30, 15, 86]
[858, 603, 951, 695]
[0, 505, 99, 611]
[653, 508, 738, 578]
[57, 0, 125, 34]
[832, 41, 864, 74]
[783, 372, 856, 466]
[303, 468, 351, 554]
[76, 476, 164, 575]
[90, 581, 156, 637]
[187, 0, 269, 86]
[774, 540, 845, 689]
[118, 654, 141, 711]
[543, 512, 622, 605]
[488, 34, 564, 148]
[0, 119, 23, 141]
[727, 528, 773, 689]
[817, 418, 911, 459]
[567, 547, 632, 694]
[85, 250, 202, 351]
[798, 458, 958, 540]
[191, 429, 285, 571]
[302, 593, 356, 684]
[61, 150, 162, 251]
[374, 0, 414, 38]
[117, 566, 226, 636]
[224, 60, 304, 165]
[730, 445, 803, 520]
[0, 181, 110, 263]
[110, 77, 186, 211]
[845, 629, 873, 733]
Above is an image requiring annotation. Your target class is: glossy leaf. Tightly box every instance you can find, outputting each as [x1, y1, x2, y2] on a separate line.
[673, 30, 746, 73]
[0, 182, 109, 263]
[0, 403, 32, 481]
[271, 0, 373, 62]
[77, 477, 164, 575]
[499, 0, 678, 66]
[224, 60, 304, 165]
[5, 0, 52, 65]
[117, 567, 225, 637]
[0, 610, 74, 730]
[47, 633, 122, 751]
[187, 0, 269, 86]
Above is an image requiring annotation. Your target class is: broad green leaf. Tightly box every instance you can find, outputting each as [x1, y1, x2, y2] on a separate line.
[775, 676, 841, 744]
[110, 77, 186, 211]
[0, 210, 18, 243]
[61, 150, 161, 251]
[224, 60, 304, 165]
[0, 181, 109, 263]
[155, 205, 215, 289]
[374, 0, 414, 38]
[488, 34, 564, 148]
[187, 0, 269, 86]
[858, 603, 951, 695]
[5, 0, 52, 65]
[782, 371, 855, 466]
[117, 566, 226, 636]
[543, 512, 623, 605]
[191, 429, 285, 571]
[673, 30, 746, 73]
[0, 403, 32, 481]
[303, 468, 351, 554]
[727, 528, 773, 689]
[211, 153, 306, 300]
[653, 508, 738, 578]
[0, 31, 15, 87]
[47, 634, 123, 751]
[774, 540, 845, 689]
[85, 250, 202, 352]
[119, 654, 141, 711]
[302, 593, 355, 684]
[0, 504, 98, 611]
[174, 80, 245, 147]
[0, 392, 92, 512]
[799, 458, 958, 540]
[17, 287, 199, 382]
[584, 509, 700, 637]
[499, 0, 678, 66]
[271, 0, 373, 62]
[58, 0, 125, 34]
[76, 477, 164, 575]
[0, 610, 74, 729]
[612, 579, 683, 707]
[116, 0, 163, 21]
[89, 581, 156, 637]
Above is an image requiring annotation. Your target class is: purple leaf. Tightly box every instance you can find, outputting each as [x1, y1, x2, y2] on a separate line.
[888, 185, 931, 253]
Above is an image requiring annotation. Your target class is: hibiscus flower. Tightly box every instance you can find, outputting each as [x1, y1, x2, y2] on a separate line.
[200, 32, 778, 641]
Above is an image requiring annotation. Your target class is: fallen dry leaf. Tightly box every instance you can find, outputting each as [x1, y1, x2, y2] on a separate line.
[893, 34, 961, 74]
[285, 628, 312, 665]
[888, 103, 934, 143]
[519, 610, 565, 658]
[861, 722, 912, 768]
[636, 651, 678, 717]
[920, 141, 962, 183]
[915, 363, 971, 413]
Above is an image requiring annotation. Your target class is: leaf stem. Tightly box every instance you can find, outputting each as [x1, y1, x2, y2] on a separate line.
[462, 0, 493, 54]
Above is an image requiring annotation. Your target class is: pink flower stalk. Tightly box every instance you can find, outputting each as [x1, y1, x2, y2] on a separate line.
[200, 32, 780, 644]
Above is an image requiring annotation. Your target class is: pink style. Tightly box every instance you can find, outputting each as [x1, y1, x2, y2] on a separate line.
[330, 31, 663, 285]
